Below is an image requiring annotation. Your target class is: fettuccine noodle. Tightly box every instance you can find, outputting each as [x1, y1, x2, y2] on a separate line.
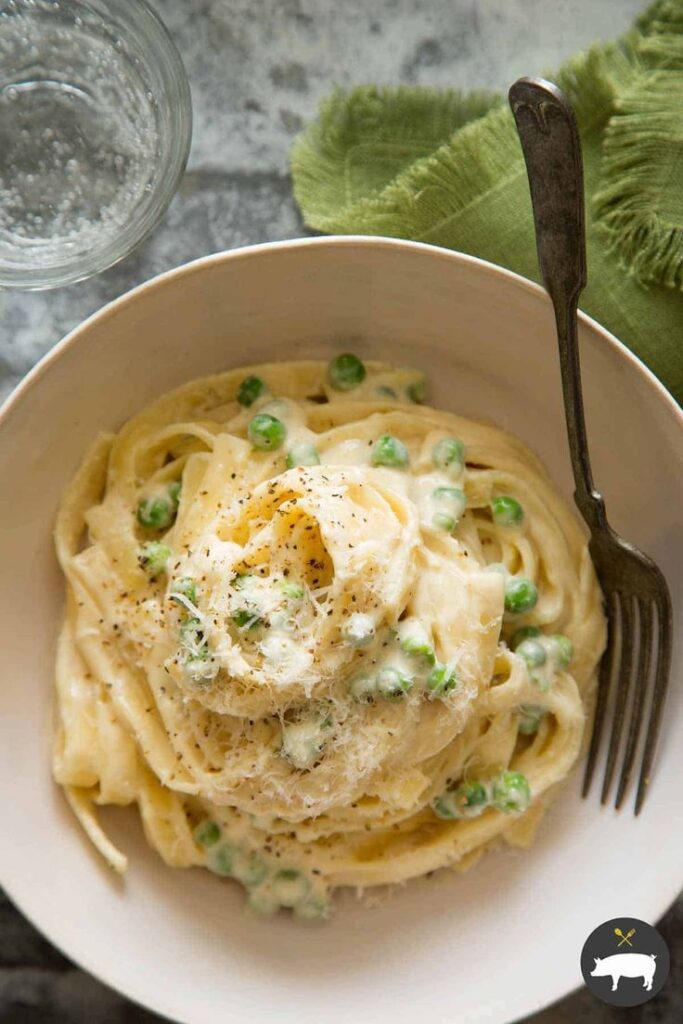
[53, 357, 605, 918]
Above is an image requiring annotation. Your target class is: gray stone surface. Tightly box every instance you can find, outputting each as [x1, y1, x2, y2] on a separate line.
[0, 0, 679, 1021]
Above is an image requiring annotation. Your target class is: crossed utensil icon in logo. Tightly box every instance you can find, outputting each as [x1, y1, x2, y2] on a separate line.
[615, 927, 636, 947]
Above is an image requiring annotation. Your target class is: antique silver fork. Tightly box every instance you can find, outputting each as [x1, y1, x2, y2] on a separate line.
[508, 77, 673, 813]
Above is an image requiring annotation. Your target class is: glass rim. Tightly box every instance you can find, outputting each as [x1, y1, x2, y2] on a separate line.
[0, 0, 193, 291]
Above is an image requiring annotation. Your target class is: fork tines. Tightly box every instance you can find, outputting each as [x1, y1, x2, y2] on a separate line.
[582, 556, 673, 814]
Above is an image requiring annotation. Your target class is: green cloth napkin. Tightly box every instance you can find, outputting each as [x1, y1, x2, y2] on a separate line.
[291, 0, 683, 405]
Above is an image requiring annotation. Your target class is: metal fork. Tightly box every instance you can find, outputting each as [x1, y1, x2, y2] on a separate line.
[508, 77, 673, 813]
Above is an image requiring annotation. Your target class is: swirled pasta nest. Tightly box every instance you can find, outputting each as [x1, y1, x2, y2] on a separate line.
[53, 358, 605, 918]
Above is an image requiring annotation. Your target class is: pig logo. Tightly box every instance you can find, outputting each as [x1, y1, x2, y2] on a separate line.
[590, 952, 657, 992]
[581, 917, 669, 1007]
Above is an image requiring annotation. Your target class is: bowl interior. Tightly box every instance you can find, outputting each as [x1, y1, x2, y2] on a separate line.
[0, 238, 681, 1024]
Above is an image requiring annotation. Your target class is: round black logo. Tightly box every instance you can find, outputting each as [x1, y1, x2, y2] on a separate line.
[581, 917, 670, 1007]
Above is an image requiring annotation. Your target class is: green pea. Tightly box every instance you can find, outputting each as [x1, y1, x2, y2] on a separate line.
[432, 790, 460, 820]
[533, 671, 552, 694]
[515, 638, 547, 669]
[376, 385, 397, 399]
[247, 888, 280, 916]
[232, 608, 262, 629]
[371, 434, 410, 468]
[286, 441, 320, 469]
[432, 437, 465, 472]
[407, 378, 426, 404]
[431, 486, 466, 533]
[435, 485, 465, 503]
[210, 845, 234, 876]
[431, 512, 455, 532]
[137, 479, 181, 530]
[349, 672, 377, 704]
[518, 705, 545, 735]
[504, 577, 538, 614]
[139, 541, 172, 578]
[376, 667, 413, 700]
[454, 780, 489, 814]
[248, 413, 287, 452]
[272, 868, 310, 907]
[511, 625, 541, 649]
[327, 353, 366, 391]
[230, 849, 268, 887]
[180, 620, 215, 680]
[280, 581, 304, 600]
[491, 495, 524, 526]
[170, 576, 197, 605]
[432, 781, 487, 820]
[180, 616, 205, 647]
[400, 634, 436, 667]
[426, 663, 458, 697]
[492, 771, 531, 813]
[546, 634, 573, 668]
[343, 612, 375, 647]
[237, 375, 266, 407]
[137, 494, 175, 530]
[194, 820, 221, 847]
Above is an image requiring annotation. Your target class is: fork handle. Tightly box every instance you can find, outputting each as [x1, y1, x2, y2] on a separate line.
[508, 78, 606, 529]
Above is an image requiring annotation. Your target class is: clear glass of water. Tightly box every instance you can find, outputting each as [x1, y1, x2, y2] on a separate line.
[0, 0, 192, 289]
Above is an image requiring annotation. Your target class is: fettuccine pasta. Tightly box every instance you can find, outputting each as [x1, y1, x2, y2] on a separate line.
[53, 356, 605, 918]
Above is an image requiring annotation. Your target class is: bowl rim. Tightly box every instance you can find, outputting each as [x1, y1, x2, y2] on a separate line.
[1, 236, 681, 431]
[0, 235, 681, 1024]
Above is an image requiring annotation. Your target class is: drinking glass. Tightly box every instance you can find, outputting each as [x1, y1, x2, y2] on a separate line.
[0, 0, 192, 288]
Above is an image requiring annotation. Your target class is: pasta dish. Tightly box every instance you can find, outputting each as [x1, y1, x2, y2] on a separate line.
[53, 355, 606, 919]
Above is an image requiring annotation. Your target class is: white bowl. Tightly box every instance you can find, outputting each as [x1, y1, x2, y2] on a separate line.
[0, 237, 681, 1024]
